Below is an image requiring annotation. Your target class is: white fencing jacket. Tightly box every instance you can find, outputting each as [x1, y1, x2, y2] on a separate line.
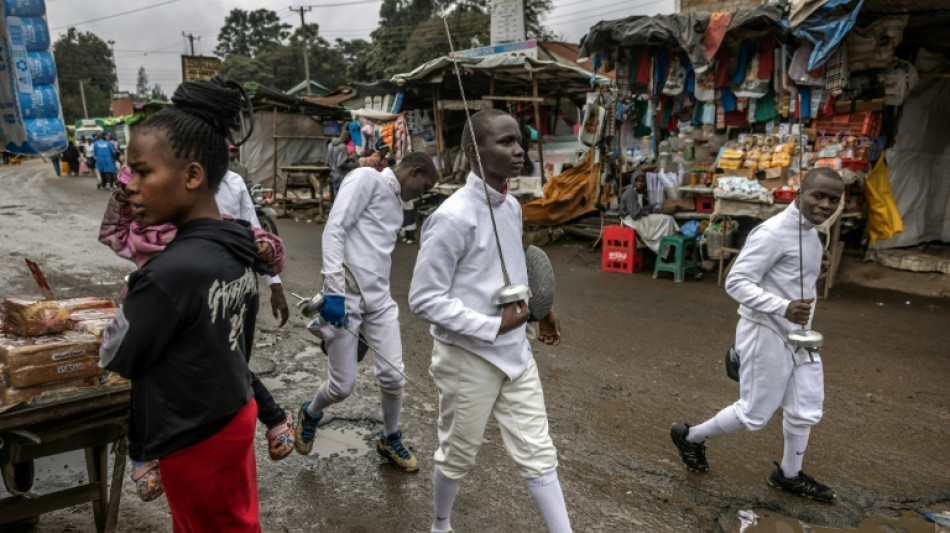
[725, 202, 822, 338]
[322, 167, 402, 311]
[215, 170, 281, 287]
[409, 173, 532, 380]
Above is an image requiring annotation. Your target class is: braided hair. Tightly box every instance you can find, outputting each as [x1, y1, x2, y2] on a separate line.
[137, 77, 253, 190]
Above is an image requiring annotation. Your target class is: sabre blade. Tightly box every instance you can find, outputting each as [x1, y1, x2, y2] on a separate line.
[337, 325, 435, 401]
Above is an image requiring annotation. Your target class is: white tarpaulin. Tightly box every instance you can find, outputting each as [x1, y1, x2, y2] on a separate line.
[241, 110, 328, 185]
[874, 70, 950, 248]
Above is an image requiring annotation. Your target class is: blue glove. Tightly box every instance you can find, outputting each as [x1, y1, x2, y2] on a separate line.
[319, 294, 348, 327]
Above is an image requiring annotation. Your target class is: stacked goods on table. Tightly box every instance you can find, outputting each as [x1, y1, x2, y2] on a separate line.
[0, 296, 120, 412]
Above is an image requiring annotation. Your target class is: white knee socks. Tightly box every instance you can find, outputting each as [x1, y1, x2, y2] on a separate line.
[432, 467, 459, 533]
[781, 421, 811, 478]
[308, 384, 331, 416]
[381, 392, 402, 436]
[687, 405, 745, 444]
[526, 470, 572, 533]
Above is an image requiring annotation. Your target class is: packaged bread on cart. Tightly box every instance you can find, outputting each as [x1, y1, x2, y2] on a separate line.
[1, 296, 116, 337]
[68, 308, 118, 337]
[1, 333, 105, 389]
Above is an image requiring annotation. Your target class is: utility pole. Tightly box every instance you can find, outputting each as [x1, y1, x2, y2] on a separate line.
[289, 6, 313, 96]
[182, 31, 199, 56]
[79, 79, 88, 118]
[107, 39, 117, 93]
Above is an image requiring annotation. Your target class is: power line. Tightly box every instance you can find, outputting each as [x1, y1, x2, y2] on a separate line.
[543, 0, 667, 23]
[52, 0, 182, 31]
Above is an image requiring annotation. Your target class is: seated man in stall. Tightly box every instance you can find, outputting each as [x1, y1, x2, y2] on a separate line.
[619, 171, 679, 252]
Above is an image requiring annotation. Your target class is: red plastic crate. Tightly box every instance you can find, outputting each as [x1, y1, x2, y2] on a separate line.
[695, 195, 715, 213]
[602, 226, 643, 273]
[842, 158, 869, 172]
[814, 111, 881, 136]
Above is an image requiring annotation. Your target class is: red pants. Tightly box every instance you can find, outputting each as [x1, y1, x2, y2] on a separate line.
[159, 399, 260, 533]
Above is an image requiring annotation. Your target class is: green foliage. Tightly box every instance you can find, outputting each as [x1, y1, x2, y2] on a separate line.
[221, 54, 275, 87]
[399, 10, 490, 72]
[135, 66, 149, 99]
[215, 8, 292, 58]
[53, 28, 115, 123]
[150, 84, 168, 101]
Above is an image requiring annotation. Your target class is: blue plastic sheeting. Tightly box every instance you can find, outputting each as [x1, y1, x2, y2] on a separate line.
[784, 0, 865, 70]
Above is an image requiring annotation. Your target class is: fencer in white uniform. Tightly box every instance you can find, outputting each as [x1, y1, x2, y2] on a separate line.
[410, 110, 571, 533]
[294, 153, 438, 472]
[670, 168, 844, 503]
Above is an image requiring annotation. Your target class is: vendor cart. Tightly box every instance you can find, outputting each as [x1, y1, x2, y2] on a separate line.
[0, 384, 130, 532]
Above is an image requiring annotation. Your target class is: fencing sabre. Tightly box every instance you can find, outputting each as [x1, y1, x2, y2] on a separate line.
[291, 293, 435, 401]
[786, 111, 823, 357]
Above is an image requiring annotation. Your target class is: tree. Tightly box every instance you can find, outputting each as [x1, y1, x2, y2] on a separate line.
[216, 8, 292, 58]
[399, 10, 490, 72]
[135, 66, 149, 99]
[53, 28, 115, 123]
[221, 54, 275, 87]
[336, 39, 373, 83]
[150, 84, 167, 101]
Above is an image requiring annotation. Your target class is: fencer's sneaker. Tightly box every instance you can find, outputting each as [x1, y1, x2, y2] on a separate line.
[377, 429, 419, 472]
[767, 463, 835, 503]
[670, 422, 709, 472]
[294, 401, 323, 455]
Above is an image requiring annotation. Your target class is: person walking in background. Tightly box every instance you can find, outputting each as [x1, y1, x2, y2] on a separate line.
[83, 137, 99, 188]
[64, 141, 81, 177]
[50, 152, 62, 177]
[93, 134, 119, 190]
[327, 129, 352, 196]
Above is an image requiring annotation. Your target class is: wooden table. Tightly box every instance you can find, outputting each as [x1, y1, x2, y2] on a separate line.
[0, 385, 130, 532]
[279, 165, 331, 220]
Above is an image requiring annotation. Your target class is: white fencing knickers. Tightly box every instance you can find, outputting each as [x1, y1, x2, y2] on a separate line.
[732, 318, 824, 431]
[428, 339, 558, 480]
[318, 290, 406, 404]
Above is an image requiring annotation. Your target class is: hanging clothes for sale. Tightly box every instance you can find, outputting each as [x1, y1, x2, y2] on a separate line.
[636, 48, 652, 85]
[733, 40, 756, 86]
[701, 12, 733, 61]
[754, 83, 778, 123]
[653, 48, 670, 95]
[757, 35, 775, 79]
[715, 49, 732, 88]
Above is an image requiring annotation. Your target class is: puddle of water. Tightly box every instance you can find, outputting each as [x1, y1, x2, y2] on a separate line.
[311, 426, 371, 459]
[749, 509, 950, 533]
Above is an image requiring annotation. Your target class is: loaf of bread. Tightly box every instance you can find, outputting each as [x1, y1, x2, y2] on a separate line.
[68, 308, 117, 337]
[0, 332, 100, 371]
[2, 297, 116, 337]
[4, 356, 105, 388]
[1, 375, 101, 406]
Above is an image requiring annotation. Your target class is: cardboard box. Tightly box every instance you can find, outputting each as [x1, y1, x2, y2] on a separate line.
[662, 198, 695, 213]
[758, 167, 788, 189]
[835, 98, 885, 113]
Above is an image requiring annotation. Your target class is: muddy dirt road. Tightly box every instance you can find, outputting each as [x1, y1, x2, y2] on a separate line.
[1, 160, 948, 532]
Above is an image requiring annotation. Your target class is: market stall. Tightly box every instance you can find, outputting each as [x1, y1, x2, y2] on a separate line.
[0, 267, 130, 532]
[573, 1, 949, 284]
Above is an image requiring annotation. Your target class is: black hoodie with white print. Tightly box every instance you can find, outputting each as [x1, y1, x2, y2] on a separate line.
[100, 218, 267, 462]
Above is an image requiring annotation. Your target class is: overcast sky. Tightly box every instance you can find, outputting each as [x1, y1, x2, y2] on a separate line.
[46, 0, 674, 94]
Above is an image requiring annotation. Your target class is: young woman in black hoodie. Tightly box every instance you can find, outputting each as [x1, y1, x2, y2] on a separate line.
[99, 78, 267, 532]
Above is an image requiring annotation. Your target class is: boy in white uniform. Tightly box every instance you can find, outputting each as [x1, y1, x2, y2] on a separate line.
[295, 152, 438, 472]
[670, 168, 844, 503]
[410, 109, 571, 533]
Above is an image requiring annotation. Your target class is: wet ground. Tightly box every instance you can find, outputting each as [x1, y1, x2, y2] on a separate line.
[1, 159, 948, 532]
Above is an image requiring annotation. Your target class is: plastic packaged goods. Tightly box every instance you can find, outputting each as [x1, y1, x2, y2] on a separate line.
[1, 375, 101, 407]
[0, 3, 67, 155]
[1, 0, 47, 18]
[1, 296, 116, 337]
[0, 331, 100, 370]
[4, 355, 104, 388]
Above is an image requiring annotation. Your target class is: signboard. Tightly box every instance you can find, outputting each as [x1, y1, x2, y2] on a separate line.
[452, 40, 537, 60]
[490, 0, 525, 44]
[181, 55, 221, 83]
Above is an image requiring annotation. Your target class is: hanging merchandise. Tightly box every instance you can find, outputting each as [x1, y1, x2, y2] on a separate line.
[653, 48, 669, 95]
[865, 157, 904, 244]
[715, 48, 731, 88]
[579, 98, 606, 147]
[635, 48, 652, 85]
[735, 53, 769, 99]
[694, 68, 715, 102]
[822, 46, 849, 96]
[789, 42, 825, 86]
[733, 40, 756, 86]
[700, 12, 733, 61]
[662, 57, 686, 96]
[757, 35, 775, 80]
[754, 84, 778, 123]
[348, 119, 363, 147]
[0, 5, 67, 155]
